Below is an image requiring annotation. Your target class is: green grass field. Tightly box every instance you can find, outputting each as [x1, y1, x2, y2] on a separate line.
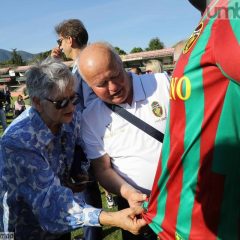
[71, 187, 122, 240]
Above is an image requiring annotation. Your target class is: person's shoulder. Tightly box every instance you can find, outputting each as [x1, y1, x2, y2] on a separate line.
[139, 72, 170, 89]
[2, 109, 33, 147]
[82, 98, 112, 129]
[82, 98, 107, 117]
[154, 72, 169, 80]
[2, 122, 28, 148]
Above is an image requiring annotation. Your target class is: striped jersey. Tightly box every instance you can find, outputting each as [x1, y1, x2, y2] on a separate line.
[143, 0, 240, 239]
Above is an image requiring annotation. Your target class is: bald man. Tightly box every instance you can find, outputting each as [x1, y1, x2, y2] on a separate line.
[78, 42, 170, 240]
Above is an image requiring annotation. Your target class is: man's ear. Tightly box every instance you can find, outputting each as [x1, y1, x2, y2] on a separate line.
[68, 36, 74, 47]
[32, 96, 43, 112]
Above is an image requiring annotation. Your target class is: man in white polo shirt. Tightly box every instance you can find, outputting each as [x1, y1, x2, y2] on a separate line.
[78, 42, 170, 240]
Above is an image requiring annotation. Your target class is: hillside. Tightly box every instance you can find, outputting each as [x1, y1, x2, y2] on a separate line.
[0, 49, 38, 63]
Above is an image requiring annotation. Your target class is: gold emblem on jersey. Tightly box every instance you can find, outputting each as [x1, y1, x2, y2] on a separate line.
[183, 21, 204, 54]
[151, 101, 163, 117]
[175, 232, 184, 240]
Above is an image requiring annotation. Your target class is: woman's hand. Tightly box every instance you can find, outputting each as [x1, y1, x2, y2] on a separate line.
[99, 206, 147, 235]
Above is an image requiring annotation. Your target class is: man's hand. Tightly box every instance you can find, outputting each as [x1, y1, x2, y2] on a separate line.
[127, 190, 147, 208]
[99, 206, 147, 235]
[120, 184, 147, 207]
[51, 47, 63, 59]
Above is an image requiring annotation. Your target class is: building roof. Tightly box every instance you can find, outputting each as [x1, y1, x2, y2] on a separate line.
[120, 48, 174, 62]
[0, 67, 10, 75]
[0, 48, 175, 76]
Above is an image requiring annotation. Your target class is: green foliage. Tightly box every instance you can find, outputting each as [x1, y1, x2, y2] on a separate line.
[114, 47, 126, 55]
[130, 47, 143, 53]
[31, 49, 71, 63]
[32, 50, 52, 62]
[10, 49, 25, 66]
[145, 37, 164, 51]
[0, 61, 12, 67]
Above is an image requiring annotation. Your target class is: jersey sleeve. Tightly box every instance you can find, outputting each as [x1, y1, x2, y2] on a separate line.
[213, 7, 240, 84]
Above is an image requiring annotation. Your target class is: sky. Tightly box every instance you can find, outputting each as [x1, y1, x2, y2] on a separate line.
[0, 0, 201, 54]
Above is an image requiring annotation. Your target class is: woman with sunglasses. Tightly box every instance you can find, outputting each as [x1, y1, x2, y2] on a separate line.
[0, 58, 146, 240]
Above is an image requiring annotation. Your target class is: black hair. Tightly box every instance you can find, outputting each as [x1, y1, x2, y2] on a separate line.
[188, 0, 207, 13]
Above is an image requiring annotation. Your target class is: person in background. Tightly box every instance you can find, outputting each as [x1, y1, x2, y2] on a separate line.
[14, 94, 26, 117]
[0, 90, 7, 131]
[0, 58, 147, 240]
[78, 42, 170, 240]
[143, 0, 240, 239]
[144, 59, 163, 74]
[4, 86, 12, 113]
[51, 19, 102, 240]
[129, 67, 142, 75]
[51, 19, 96, 108]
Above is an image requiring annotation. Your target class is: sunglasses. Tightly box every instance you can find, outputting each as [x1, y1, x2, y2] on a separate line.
[57, 38, 63, 47]
[145, 70, 152, 74]
[45, 93, 80, 109]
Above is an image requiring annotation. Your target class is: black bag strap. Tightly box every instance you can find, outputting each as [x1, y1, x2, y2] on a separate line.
[105, 103, 164, 143]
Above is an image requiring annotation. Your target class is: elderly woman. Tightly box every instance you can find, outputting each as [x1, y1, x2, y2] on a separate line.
[0, 58, 146, 240]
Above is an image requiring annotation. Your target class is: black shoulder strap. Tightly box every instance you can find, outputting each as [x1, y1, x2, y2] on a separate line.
[105, 103, 164, 143]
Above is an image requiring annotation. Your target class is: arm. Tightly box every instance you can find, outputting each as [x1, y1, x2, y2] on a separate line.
[99, 206, 147, 235]
[81, 107, 146, 206]
[92, 154, 147, 207]
[1, 142, 101, 233]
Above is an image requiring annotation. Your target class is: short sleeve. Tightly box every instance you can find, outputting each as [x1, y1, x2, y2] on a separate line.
[214, 10, 240, 83]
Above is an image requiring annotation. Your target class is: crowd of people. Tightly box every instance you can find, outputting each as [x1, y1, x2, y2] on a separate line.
[0, 86, 27, 131]
[0, 0, 239, 239]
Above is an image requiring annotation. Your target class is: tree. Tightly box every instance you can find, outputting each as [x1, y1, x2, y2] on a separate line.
[145, 37, 164, 51]
[32, 50, 71, 63]
[114, 47, 126, 55]
[11, 49, 25, 66]
[33, 50, 51, 62]
[130, 47, 143, 53]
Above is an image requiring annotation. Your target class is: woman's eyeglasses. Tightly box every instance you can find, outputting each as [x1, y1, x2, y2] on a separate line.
[45, 93, 80, 109]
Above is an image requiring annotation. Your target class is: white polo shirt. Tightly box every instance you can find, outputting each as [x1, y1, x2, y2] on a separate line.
[81, 73, 170, 193]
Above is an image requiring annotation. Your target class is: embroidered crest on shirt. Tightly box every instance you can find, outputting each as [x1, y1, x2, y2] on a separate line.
[183, 21, 203, 54]
[151, 101, 164, 118]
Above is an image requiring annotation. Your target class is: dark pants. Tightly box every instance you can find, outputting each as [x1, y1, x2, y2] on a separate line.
[117, 197, 158, 240]
[82, 179, 103, 240]
[56, 232, 71, 240]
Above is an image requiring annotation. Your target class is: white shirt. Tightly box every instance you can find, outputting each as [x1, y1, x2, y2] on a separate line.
[81, 73, 170, 193]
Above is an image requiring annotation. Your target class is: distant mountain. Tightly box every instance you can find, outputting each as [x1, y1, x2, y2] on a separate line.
[0, 49, 38, 63]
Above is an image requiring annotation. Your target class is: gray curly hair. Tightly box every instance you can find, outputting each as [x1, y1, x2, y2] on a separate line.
[25, 57, 75, 101]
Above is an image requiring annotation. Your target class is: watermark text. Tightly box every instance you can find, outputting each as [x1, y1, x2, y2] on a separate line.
[207, 2, 240, 19]
[0, 232, 14, 240]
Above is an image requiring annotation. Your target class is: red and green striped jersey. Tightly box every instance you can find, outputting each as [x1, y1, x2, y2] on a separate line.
[143, 0, 240, 239]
